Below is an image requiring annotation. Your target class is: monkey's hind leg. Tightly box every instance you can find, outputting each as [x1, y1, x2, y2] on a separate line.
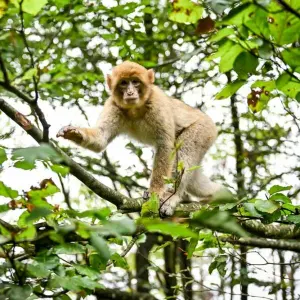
[159, 121, 216, 216]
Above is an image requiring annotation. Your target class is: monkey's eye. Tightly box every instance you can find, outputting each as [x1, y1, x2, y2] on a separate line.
[132, 80, 140, 86]
[119, 80, 127, 87]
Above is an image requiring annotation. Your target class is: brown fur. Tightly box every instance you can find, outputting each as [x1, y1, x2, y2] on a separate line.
[57, 61, 223, 215]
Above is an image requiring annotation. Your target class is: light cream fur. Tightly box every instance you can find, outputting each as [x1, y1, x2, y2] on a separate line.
[57, 61, 224, 215]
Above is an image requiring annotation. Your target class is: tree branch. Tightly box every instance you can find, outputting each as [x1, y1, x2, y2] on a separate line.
[277, 0, 300, 20]
[240, 219, 300, 239]
[0, 53, 9, 84]
[222, 237, 300, 252]
[0, 82, 50, 142]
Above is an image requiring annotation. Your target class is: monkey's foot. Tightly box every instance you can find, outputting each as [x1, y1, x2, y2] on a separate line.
[57, 126, 83, 143]
[159, 194, 180, 216]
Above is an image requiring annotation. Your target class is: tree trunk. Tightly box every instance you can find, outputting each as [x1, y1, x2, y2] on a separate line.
[135, 233, 157, 292]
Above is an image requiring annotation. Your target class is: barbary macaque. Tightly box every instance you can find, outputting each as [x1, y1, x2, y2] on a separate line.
[57, 61, 226, 215]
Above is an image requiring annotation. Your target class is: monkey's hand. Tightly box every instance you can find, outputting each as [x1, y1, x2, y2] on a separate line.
[56, 126, 83, 144]
[159, 192, 180, 217]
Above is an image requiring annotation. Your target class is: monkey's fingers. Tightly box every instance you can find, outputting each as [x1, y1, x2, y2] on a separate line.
[56, 126, 83, 143]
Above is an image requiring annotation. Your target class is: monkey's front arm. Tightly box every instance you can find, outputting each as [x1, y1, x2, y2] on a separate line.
[149, 140, 174, 199]
[57, 101, 121, 152]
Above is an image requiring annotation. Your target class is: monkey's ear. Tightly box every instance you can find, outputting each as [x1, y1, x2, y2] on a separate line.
[148, 69, 155, 84]
[106, 74, 112, 90]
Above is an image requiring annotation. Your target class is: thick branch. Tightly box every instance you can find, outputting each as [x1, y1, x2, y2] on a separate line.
[0, 82, 50, 142]
[222, 237, 300, 253]
[240, 219, 300, 239]
[0, 97, 42, 141]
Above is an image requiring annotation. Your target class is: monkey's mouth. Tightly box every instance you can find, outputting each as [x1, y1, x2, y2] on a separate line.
[124, 96, 139, 102]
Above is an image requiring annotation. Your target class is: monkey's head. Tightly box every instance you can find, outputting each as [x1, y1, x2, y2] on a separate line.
[107, 61, 155, 109]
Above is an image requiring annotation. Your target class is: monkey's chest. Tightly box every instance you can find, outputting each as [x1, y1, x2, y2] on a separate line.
[123, 120, 157, 145]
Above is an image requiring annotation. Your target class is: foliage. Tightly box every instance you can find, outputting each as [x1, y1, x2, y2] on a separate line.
[0, 0, 299, 299]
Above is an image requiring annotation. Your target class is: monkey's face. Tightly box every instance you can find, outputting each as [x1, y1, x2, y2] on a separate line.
[107, 61, 155, 109]
[117, 78, 142, 107]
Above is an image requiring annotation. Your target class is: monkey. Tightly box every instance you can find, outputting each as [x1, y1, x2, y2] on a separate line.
[57, 61, 226, 216]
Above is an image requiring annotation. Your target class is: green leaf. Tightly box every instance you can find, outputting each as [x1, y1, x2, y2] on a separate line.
[258, 42, 273, 59]
[286, 215, 300, 224]
[22, 0, 48, 16]
[141, 219, 198, 238]
[209, 255, 228, 277]
[243, 203, 262, 217]
[90, 233, 111, 265]
[15, 225, 37, 241]
[27, 262, 50, 278]
[26, 207, 52, 222]
[14, 160, 35, 170]
[187, 236, 198, 259]
[187, 165, 201, 172]
[0, 1, 8, 18]
[219, 44, 244, 73]
[28, 183, 60, 200]
[49, 231, 65, 244]
[52, 275, 103, 292]
[0, 204, 9, 212]
[282, 203, 296, 215]
[0, 147, 7, 164]
[74, 265, 100, 280]
[281, 48, 300, 70]
[192, 210, 248, 237]
[244, 7, 270, 37]
[12, 144, 62, 164]
[51, 164, 70, 177]
[209, 40, 234, 60]
[268, 2, 300, 45]
[54, 0, 70, 8]
[35, 255, 60, 270]
[269, 185, 292, 195]
[111, 253, 129, 270]
[248, 80, 276, 112]
[6, 285, 32, 300]
[22, 67, 37, 81]
[254, 199, 279, 214]
[209, 28, 235, 42]
[18, 211, 31, 227]
[89, 253, 106, 270]
[197, 231, 218, 250]
[221, 3, 255, 25]
[0, 223, 11, 238]
[77, 276, 103, 290]
[216, 80, 245, 100]
[169, 0, 203, 24]
[74, 207, 111, 220]
[141, 193, 159, 218]
[269, 193, 291, 204]
[276, 74, 300, 99]
[0, 181, 18, 198]
[95, 216, 136, 237]
[233, 51, 259, 77]
[264, 209, 281, 223]
[53, 243, 86, 255]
